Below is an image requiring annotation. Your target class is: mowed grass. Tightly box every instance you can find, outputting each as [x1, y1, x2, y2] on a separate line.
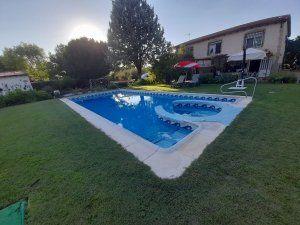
[132, 83, 220, 93]
[0, 84, 299, 225]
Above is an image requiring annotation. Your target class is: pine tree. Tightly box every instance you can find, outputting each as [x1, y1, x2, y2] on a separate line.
[108, 0, 170, 76]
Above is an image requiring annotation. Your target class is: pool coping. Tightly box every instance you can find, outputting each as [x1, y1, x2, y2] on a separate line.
[61, 89, 252, 179]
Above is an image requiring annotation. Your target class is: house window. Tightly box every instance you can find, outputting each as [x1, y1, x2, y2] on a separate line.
[244, 31, 264, 48]
[208, 41, 222, 56]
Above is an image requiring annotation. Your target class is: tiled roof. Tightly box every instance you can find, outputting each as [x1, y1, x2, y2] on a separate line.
[178, 15, 291, 46]
[0, 71, 27, 78]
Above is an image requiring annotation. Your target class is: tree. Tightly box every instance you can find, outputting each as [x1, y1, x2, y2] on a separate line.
[152, 52, 179, 84]
[50, 38, 111, 80]
[0, 43, 49, 81]
[1, 43, 45, 70]
[284, 36, 300, 68]
[0, 56, 5, 72]
[107, 0, 170, 77]
[177, 45, 194, 61]
[48, 44, 67, 79]
[14, 43, 45, 66]
[25, 61, 50, 81]
[1, 48, 26, 71]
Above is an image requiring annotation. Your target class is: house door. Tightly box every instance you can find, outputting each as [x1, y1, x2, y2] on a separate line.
[249, 60, 261, 73]
[258, 58, 272, 77]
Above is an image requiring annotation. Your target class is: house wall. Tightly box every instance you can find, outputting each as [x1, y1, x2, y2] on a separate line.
[189, 22, 289, 71]
[0, 75, 33, 95]
[276, 21, 288, 70]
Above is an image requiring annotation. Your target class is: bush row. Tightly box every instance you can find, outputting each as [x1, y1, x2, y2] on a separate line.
[133, 72, 157, 86]
[32, 78, 90, 94]
[199, 73, 297, 84]
[198, 73, 239, 84]
[182, 72, 297, 85]
[267, 72, 297, 83]
[131, 73, 239, 86]
[0, 90, 52, 108]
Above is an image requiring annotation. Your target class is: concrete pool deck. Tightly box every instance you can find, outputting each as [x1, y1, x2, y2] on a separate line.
[61, 90, 252, 179]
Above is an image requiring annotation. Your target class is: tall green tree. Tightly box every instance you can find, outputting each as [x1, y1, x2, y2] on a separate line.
[48, 44, 67, 79]
[0, 56, 5, 72]
[284, 36, 300, 68]
[152, 52, 179, 84]
[14, 43, 45, 66]
[1, 48, 26, 71]
[25, 61, 50, 81]
[50, 38, 111, 79]
[177, 45, 194, 61]
[1, 43, 45, 70]
[0, 43, 49, 80]
[107, 0, 170, 77]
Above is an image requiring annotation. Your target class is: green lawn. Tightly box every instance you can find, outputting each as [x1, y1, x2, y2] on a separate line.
[0, 84, 299, 225]
[132, 83, 220, 93]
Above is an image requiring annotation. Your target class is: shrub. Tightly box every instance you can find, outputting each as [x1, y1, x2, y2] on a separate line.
[132, 71, 157, 86]
[198, 74, 215, 84]
[32, 78, 89, 94]
[34, 90, 52, 101]
[133, 79, 146, 86]
[217, 73, 239, 83]
[108, 81, 129, 89]
[152, 53, 179, 84]
[4, 90, 35, 106]
[0, 90, 51, 108]
[0, 96, 6, 108]
[41, 85, 55, 94]
[268, 72, 297, 83]
[198, 73, 238, 84]
[110, 67, 137, 81]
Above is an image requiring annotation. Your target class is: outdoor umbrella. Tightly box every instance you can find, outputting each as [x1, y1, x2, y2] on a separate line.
[227, 48, 267, 61]
[174, 61, 200, 69]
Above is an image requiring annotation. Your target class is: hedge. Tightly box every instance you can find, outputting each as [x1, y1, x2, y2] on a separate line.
[0, 90, 51, 108]
[32, 78, 90, 94]
[268, 72, 297, 83]
[198, 73, 239, 84]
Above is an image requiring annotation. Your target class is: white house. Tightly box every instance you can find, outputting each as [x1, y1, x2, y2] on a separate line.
[0, 71, 33, 95]
[177, 15, 291, 76]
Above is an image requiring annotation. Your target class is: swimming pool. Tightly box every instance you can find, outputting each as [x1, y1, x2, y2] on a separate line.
[73, 93, 193, 148]
[71, 90, 242, 149]
[62, 89, 252, 178]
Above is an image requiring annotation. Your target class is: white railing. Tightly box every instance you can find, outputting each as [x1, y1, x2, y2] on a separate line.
[220, 77, 257, 97]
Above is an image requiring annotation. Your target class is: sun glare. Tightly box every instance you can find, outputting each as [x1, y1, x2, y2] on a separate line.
[69, 24, 106, 41]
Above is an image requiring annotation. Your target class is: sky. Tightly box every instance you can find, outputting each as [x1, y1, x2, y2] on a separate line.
[0, 0, 299, 54]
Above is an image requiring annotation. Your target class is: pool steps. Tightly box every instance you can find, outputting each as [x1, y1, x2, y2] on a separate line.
[155, 105, 198, 131]
[172, 100, 222, 113]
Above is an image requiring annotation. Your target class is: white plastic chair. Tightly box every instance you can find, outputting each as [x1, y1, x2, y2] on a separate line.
[228, 79, 246, 90]
[220, 77, 257, 97]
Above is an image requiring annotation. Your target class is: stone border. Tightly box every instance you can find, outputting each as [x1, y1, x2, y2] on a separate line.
[61, 89, 252, 179]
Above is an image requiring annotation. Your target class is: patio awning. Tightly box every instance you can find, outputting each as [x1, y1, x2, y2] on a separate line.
[174, 61, 200, 69]
[227, 48, 267, 61]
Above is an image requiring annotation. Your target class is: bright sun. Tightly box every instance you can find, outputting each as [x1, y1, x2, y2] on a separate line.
[69, 24, 106, 41]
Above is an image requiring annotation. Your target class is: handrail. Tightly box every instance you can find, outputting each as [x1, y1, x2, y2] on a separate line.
[220, 77, 257, 98]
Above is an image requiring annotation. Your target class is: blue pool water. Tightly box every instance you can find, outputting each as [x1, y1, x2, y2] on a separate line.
[72, 91, 224, 148]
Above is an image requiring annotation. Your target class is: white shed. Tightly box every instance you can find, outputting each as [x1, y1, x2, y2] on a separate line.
[0, 71, 33, 96]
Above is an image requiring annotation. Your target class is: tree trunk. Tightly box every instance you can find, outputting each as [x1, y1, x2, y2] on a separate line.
[137, 64, 142, 77]
[134, 62, 142, 79]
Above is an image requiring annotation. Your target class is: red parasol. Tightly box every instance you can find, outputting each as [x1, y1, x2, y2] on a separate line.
[174, 61, 200, 69]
